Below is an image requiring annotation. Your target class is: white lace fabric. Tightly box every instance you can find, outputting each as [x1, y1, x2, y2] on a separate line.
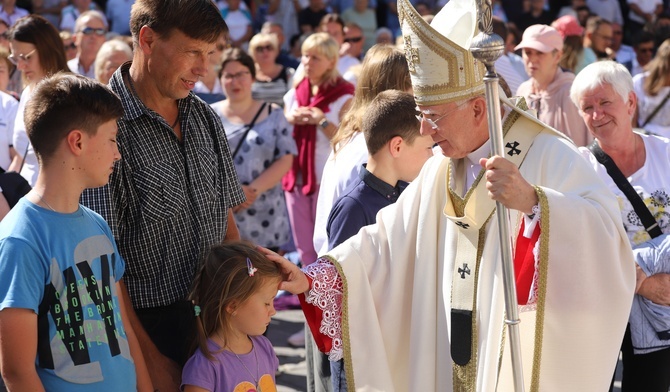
[304, 258, 344, 361]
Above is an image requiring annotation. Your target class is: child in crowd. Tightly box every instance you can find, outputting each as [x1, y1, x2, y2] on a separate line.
[0, 73, 152, 391]
[326, 90, 434, 250]
[326, 90, 434, 390]
[182, 242, 283, 392]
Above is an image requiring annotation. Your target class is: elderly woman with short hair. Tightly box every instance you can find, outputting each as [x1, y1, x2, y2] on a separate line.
[572, 60, 670, 392]
[94, 39, 132, 84]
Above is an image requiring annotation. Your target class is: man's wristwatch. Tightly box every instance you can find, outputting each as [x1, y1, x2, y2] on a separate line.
[318, 118, 330, 129]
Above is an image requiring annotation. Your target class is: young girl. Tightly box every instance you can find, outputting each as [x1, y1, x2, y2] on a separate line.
[182, 242, 283, 392]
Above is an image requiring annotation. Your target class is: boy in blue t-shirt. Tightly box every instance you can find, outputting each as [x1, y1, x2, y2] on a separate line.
[0, 74, 153, 391]
[325, 90, 434, 390]
[326, 89, 435, 250]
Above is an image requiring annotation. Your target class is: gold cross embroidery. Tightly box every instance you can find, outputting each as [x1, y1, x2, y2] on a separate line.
[404, 36, 420, 73]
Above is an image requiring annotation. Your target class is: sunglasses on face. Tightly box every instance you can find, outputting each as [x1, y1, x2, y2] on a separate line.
[344, 36, 363, 43]
[255, 44, 274, 52]
[8, 48, 36, 65]
[79, 27, 107, 36]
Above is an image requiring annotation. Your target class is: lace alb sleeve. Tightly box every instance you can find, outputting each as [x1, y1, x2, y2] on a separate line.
[304, 257, 344, 361]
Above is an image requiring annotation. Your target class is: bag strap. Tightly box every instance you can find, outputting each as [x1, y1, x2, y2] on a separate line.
[589, 140, 662, 238]
[232, 102, 267, 158]
[18, 143, 29, 173]
[0, 143, 29, 175]
[641, 88, 670, 128]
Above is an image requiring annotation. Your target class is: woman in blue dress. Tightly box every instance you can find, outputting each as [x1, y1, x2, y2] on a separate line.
[212, 48, 297, 250]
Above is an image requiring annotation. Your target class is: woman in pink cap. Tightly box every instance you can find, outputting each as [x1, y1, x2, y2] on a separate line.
[515, 23, 592, 147]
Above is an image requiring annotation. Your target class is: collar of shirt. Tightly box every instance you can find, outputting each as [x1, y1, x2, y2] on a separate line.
[111, 62, 193, 127]
[359, 163, 404, 202]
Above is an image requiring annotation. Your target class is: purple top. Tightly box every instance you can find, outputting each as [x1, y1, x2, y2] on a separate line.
[181, 335, 279, 391]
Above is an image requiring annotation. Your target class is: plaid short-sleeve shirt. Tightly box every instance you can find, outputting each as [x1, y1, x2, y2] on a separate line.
[81, 63, 246, 309]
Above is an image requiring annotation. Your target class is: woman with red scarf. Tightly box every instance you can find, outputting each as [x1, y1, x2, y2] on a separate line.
[282, 32, 354, 268]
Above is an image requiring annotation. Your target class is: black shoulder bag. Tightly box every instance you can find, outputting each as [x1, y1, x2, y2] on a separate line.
[589, 141, 662, 239]
[231, 102, 267, 158]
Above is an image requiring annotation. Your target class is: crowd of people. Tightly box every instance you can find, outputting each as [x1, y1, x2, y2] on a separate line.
[0, 0, 669, 390]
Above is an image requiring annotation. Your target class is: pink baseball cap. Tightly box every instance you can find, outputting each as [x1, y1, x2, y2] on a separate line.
[515, 24, 564, 53]
[552, 15, 584, 39]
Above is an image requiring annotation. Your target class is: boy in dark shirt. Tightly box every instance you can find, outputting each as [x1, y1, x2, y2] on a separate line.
[327, 89, 435, 251]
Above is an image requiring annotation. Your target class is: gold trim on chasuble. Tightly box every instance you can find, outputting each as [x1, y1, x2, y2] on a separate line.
[446, 108, 548, 391]
[494, 186, 550, 392]
[320, 254, 357, 392]
[530, 186, 550, 392]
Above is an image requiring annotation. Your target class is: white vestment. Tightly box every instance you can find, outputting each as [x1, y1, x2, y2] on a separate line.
[313, 106, 636, 391]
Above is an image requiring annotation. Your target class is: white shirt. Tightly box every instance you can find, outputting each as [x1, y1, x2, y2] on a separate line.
[0, 91, 18, 171]
[68, 57, 97, 79]
[193, 78, 224, 95]
[337, 55, 360, 77]
[12, 87, 38, 186]
[313, 131, 368, 254]
[222, 8, 251, 42]
[633, 72, 670, 137]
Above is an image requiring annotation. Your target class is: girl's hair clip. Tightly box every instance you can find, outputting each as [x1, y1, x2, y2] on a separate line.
[246, 257, 258, 277]
[193, 305, 201, 317]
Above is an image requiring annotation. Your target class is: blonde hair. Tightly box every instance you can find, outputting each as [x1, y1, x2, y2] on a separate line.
[643, 38, 670, 96]
[331, 44, 411, 154]
[559, 35, 583, 73]
[248, 32, 278, 62]
[293, 32, 340, 88]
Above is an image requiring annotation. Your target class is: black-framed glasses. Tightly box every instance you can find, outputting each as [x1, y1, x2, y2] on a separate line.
[8, 48, 36, 65]
[594, 32, 613, 42]
[79, 27, 107, 36]
[344, 36, 363, 43]
[222, 70, 251, 81]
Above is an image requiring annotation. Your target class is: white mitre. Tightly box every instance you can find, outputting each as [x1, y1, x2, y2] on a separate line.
[398, 0, 485, 105]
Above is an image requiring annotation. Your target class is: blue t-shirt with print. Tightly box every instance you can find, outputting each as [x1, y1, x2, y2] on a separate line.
[0, 199, 136, 391]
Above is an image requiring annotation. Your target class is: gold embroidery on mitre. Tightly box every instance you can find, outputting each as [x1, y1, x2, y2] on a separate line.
[397, 0, 485, 105]
[404, 36, 420, 73]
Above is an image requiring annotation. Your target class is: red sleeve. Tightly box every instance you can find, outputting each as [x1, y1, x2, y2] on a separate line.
[514, 219, 541, 306]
